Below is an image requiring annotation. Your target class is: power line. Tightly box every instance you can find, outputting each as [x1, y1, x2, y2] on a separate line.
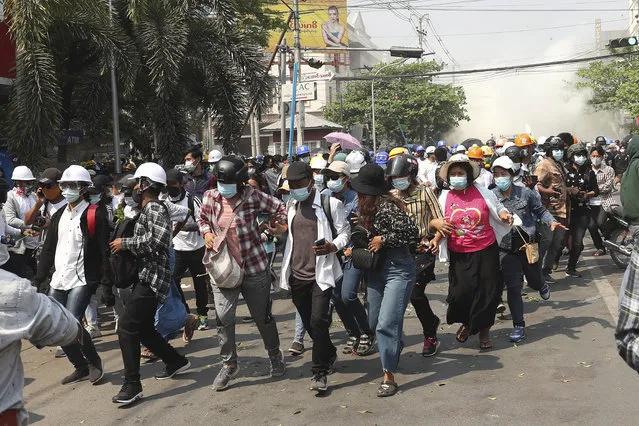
[439, 18, 627, 36]
[334, 50, 638, 81]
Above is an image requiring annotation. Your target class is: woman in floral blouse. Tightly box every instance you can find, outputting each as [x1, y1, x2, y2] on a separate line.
[351, 164, 419, 397]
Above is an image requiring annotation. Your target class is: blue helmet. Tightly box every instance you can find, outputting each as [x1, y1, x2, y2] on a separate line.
[369, 150, 375, 157]
[296, 145, 310, 156]
[415, 145, 425, 152]
[257, 154, 264, 159]
[437, 140, 447, 147]
[375, 151, 389, 165]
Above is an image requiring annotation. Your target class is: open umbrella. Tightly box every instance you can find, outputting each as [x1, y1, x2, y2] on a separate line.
[324, 132, 362, 150]
[461, 138, 483, 149]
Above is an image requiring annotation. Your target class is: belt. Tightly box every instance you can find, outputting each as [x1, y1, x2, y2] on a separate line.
[0, 409, 19, 426]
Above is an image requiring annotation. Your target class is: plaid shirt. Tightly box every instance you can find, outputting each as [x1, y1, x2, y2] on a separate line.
[616, 227, 639, 373]
[121, 201, 172, 302]
[199, 187, 287, 276]
[592, 165, 616, 212]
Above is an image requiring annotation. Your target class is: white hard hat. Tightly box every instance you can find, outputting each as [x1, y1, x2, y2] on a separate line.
[309, 155, 328, 170]
[491, 155, 515, 173]
[345, 151, 366, 174]
[134, 162, 167, 186]
[59, 165, 92, 184]
[455, 145, 467, 153]
[208, 149, 223, 163]
[11, 166, 36, 181]
[425, 146, 436, 154]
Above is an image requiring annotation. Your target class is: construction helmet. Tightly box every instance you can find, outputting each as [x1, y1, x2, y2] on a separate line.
[388, 147, 409, 160]
[309, 155, 328, 170]
[495, 137, 508, 148]
[386, 153, 418, 179]
[481, 146, 494, 157]
[467, 145, 484, 160]
[134, 162, 167, 186]
[59, 165, 92, 184]
[214, 156, 249, 184]
[515, 133, 534, 147]
[11, 166, 36, 181]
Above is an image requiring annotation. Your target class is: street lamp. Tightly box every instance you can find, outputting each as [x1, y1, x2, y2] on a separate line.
[371, 58, 408, 152]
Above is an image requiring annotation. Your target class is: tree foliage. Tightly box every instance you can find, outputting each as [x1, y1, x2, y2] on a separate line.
[4, 0, 281, 167]
[324, 61, 469, 145]
[576, 54, 639, 117]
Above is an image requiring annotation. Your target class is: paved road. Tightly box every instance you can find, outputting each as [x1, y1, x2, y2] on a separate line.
[21, 245, 639, 425]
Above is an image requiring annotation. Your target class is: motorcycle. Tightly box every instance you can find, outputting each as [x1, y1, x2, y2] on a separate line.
[603, 205, 634, 270]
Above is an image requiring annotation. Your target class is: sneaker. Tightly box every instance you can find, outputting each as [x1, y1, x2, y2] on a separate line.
[309, 373, 328, 392]
[343, 335, 359, 354]
[155, 358, 191, 380]
[197, 316, 209, 331]
[61, 368, 89, 385]
[54, 347, 66, 358]
[508, 326, 526, 343]
[288, 341, 305, 356]
[543, 274, 556, 285]
[112, 382, 143, 405]
[496, 302, 506, 314]
[539, 283, 551, 301]
[355, 333, 374, 356]
[327, 352, 337, 375]
[212, 363, 240, 391]
[87, 328, 102, 339]
[269, 350, 286, 378]
[88, 359, 104, 385]
[565, 268, 582, 278]
[183, 314, 199, 343]
[422, 337, 440, 357]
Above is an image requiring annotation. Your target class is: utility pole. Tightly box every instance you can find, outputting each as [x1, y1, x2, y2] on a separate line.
[293, 0, 305, 149]
[279, 40, 287, 156]
[418, 15, 424, 64]
[595, 19, 602, 56]
[108, 0, 121, 173]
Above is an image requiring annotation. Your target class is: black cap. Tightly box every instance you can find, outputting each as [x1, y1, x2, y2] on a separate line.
[39, 168, 63, 185]
[92, 174, 113, 191]
[286, 161, 313, 181]
[166, 168, 186, 185]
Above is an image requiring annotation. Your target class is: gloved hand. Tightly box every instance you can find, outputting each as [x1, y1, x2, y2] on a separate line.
[101, 285, 116, 308]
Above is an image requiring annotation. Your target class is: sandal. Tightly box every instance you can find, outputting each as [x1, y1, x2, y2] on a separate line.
[356, 333, 374, 356]
[479, 328, 493, 350]
[343, 336, 359, 354]
[593, 249, 606, 257]
[456, 324, 470, 343]
[141, 348, 159, 363]
[377, 380, 399, 397]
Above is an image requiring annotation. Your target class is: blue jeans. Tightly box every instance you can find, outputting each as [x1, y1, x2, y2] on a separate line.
[294, 311, 306, 344]
[333, 260, 371, 337]
[367, 247, 415, 373]
[50, 285, 101, 371]
[500, 251, 544, 327]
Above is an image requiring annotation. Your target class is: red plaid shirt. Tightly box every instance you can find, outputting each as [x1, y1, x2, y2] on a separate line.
[198, 187, 287, 276]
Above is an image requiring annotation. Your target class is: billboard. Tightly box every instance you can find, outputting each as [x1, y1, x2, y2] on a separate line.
[267, 1, 348, 52]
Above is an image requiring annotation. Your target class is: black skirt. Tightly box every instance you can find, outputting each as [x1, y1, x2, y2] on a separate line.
[446, 242, 502, 335]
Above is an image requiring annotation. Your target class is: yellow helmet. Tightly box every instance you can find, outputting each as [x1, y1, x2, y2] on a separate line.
[389, 147, 409, 160]
[481, 145, 494, 157]
[309, 155, 328, 170]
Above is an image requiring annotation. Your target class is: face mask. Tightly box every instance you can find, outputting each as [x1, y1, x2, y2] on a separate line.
[495, 148, 505, 156]
[449, 176, 468, 190]
[184, 160, 196, 173]
[62, 188, 81, 204]
[248, 167, 256, 175]
[592, 157, 603, 167]
[167, 186, 182, 199]
[15, 185, 32, 196]
[574, 155, 587, 166]
[512, 162, 521, 173]
[124, 196, 138, 207]
[392, 177, 411, 191]
[494, 176, 512, 192]
[552, 150, 564, 162]
[290, 186, 311, 202]
[218, 182, 238, 198]
[327, 178, 344, 193]
[314, 174, 324, 185]
[89, 194, 101, 204]
[278, 162, 285, 169]
[301, 157, 310, 164]
[282, 194, 291, 203]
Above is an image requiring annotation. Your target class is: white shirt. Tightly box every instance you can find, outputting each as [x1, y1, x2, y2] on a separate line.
[423, 160, 438, 188]
[167, 194, 205, 252]
[475, 168, 493, 188]
[50, 201, 89, 291]
[5, 189, 38, 249]
[40, 198, 67, 218]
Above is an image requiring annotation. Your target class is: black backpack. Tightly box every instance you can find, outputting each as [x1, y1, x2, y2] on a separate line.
[110, 217, 139, 289]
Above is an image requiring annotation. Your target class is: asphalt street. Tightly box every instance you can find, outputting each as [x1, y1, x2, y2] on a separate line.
[21, 243, 639, 425]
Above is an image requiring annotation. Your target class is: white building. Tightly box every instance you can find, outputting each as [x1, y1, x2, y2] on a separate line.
[630, 0, 639, 36]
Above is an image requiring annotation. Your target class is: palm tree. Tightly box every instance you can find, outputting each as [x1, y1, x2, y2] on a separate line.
[5, 0, 273, 167]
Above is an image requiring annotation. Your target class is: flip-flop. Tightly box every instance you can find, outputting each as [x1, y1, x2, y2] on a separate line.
[456, 324, 470, 343]
[480, 339, 493, 350]
[377, 380, 399, 397]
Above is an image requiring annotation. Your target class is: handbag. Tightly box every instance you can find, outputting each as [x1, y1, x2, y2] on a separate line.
[514, 226, 539, 264]
[202, 199, 246, 289]
[350, 225, 381, 271]
[414, 250, 436, 283]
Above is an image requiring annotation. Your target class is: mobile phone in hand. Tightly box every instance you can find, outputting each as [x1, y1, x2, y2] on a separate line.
[313, 238, 325, 246]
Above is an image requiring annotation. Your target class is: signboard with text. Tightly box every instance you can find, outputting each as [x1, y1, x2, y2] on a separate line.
[281, 82, 317, 102]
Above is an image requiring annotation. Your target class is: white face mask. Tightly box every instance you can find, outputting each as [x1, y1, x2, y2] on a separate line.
[89, 194, 101, 204]
[184, 160, 196, 173]
[591, 157, 603, 167]
[62, 189, 81, 204]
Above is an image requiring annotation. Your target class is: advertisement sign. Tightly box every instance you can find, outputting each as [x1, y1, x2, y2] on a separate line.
[282, 82, 316, 102]
[266, 1, 348, 53]
[0, 0, 16, 82]
[57, 130, 84, 146]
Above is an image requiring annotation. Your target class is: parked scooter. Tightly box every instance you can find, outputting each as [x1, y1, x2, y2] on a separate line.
[603, 205, 634, 269]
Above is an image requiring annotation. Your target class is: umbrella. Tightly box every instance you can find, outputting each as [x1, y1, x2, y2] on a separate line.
[324, 132, 362, 150]
[461, 138, 483, 149]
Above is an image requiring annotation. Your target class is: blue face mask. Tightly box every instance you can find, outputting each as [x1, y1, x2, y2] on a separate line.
[449, 176, 468, 190]
[392, 177, 411, 191]
[282, 194, 291, 203]
[327, 178, 344, 193]
[290, 186, 311, 202]
[494, 176, 512, 192]
[301, 157, 310, 164]
[89, 194, 101, 204]
[574, 155, 587, 166]
[552, 150, 564, 162]
[218, 182, 238, 198]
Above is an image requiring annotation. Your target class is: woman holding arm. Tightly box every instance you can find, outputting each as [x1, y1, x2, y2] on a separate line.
[321, 6, 346, 47]
[350, 164, 419, 397]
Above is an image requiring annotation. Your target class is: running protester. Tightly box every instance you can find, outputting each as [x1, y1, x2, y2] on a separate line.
[351, 164, 419, 397]
[387, 154, 443, 356]
[199, 156, 287, 391]
[588, 146, 616, 257]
